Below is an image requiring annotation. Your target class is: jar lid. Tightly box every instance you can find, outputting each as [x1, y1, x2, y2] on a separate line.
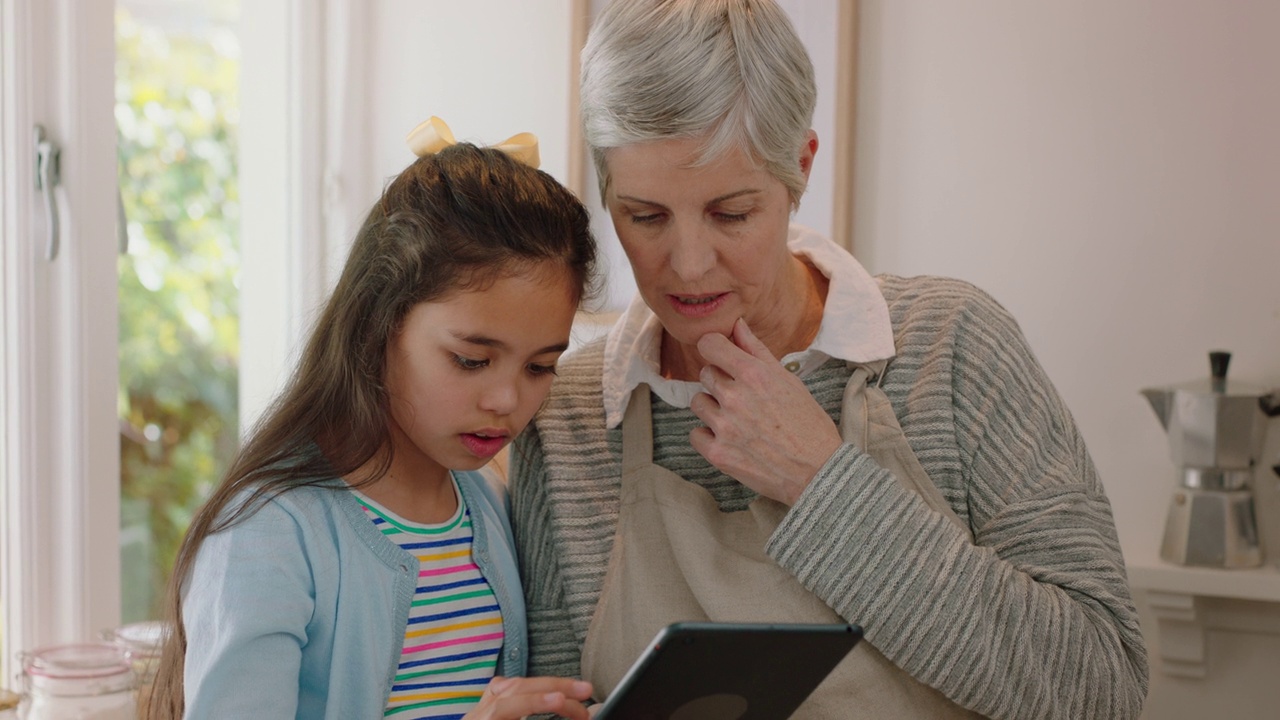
[23, 643, 132, 681]
[104, 620, 168, 656]
[0, 688, 20, 710]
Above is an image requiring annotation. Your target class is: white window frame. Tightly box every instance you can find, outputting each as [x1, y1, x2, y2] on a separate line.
[238, 0, 331, 429]
[1, 0, 120, 681]
[1, 0, 330, 683]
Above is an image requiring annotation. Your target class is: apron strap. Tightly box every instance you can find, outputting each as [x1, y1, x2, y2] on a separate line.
[840, 362, 884, 448]
[621, 384, 655, 473]
[843, 360, 973, 539]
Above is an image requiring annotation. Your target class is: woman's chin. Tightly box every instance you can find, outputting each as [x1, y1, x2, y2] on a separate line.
[661, 317, 735, 348]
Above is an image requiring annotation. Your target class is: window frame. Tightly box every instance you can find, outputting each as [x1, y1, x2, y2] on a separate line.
[1, 0, 325, 682]
[1, 0, 121, 681]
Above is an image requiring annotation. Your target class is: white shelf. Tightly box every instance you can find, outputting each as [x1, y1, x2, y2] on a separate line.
[1127, 556, 1280, 604]
[1127, 552, 1280, 679]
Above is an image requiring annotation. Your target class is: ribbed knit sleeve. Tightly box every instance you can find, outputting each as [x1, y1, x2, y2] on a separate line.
[509, 350, 622, 681]
[768, 276, 1147, 719]
[508, 425, 584, 680]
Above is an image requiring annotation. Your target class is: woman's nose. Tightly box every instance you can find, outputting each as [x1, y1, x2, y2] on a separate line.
[668, 224, 716, 282]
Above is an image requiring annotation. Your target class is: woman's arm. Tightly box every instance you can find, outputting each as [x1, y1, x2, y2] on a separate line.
[181, 498, 313, 719]
[768, 280, 1147, 720]
[509, 426, 588, 681]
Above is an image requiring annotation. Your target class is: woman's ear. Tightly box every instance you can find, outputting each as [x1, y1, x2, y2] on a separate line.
[798, 129, 819, 181]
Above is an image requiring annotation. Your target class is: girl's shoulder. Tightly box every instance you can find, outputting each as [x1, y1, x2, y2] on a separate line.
[454, 468, 509, 515]
[214, 479, 351, 537]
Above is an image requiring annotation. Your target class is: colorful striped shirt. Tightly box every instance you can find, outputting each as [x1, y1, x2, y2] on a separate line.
[355, 482, 504, 720]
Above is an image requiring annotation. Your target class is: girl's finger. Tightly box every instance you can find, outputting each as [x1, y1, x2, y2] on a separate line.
[489, 693, 591, 720]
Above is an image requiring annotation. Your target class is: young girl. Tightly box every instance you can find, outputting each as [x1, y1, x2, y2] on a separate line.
[149, 135, 597, 720]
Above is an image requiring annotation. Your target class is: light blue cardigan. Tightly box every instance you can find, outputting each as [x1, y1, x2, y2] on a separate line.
[182, 470, 527, 720]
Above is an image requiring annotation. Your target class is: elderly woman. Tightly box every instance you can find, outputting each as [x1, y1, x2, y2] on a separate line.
[509, 1, 1147, 718]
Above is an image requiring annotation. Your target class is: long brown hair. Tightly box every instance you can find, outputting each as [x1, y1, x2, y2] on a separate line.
[147, 143, 596, 718]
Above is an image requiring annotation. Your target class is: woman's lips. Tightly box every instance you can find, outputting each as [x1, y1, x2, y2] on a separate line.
[666, 292, 727, 318]
[460, 432, 508, 459]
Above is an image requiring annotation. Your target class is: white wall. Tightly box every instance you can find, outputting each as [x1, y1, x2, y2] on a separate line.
[240, 1, 578, 427]
[855, 0, 1280, 561]
[854, 1, 1280, 716]
[366, 0, 573, 227]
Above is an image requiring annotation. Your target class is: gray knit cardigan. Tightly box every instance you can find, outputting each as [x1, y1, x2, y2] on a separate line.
[509, 275, 1148, 719]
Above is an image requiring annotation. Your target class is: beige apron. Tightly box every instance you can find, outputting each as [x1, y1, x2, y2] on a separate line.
[581, 364, 984, 719]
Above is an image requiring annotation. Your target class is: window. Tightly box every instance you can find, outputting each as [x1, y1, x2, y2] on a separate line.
[116, 0, 241, 623]
[2, 0, 608, 682]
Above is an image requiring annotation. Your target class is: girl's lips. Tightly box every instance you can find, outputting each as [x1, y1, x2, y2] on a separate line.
[459, 432, 509, 459]
[666, 292, 727, 319]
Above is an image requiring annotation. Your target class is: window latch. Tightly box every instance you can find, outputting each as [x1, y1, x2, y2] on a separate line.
[34, 124, 62, 261]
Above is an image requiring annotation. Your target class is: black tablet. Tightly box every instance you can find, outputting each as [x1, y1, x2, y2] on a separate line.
[593, 621, 862, 720]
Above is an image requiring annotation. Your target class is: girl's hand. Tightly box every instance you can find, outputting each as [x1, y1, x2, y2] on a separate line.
[689, 318, 844, 505]
[463, 676, 595, 720]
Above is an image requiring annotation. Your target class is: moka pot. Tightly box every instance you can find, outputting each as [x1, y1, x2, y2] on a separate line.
[1141, 351, 1280, 568]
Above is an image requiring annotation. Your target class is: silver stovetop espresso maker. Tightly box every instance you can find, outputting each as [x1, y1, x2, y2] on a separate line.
[1142, 351, 1280, 568]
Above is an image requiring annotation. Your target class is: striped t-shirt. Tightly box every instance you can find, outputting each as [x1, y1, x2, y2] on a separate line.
[354, 481, 504, 719]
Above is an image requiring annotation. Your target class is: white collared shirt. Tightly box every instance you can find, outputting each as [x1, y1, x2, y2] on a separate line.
[600, 224, 896, 428]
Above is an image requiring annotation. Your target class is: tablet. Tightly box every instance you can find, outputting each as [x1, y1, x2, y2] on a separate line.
[593, 621, 862, 720]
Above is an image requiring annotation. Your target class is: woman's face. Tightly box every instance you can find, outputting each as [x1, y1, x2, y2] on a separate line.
[383, 264, 577, 482]
[604, 136, 809, 349]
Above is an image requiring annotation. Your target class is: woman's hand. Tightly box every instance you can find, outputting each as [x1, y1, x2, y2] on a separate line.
[689, 318, 843, 505]
[463, 676, 594, 720]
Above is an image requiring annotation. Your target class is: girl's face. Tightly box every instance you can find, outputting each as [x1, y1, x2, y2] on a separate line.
[383, 263, 577, 484]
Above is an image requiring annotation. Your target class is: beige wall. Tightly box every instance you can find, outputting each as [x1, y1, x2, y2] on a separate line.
[853, 1, 1280, 716]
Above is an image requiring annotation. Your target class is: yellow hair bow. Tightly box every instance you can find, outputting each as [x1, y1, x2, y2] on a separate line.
[406, 116, 541, 169]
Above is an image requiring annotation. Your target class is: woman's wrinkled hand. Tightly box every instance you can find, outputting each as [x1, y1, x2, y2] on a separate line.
[463, 676, 595, 720]
[689, 318, 844, 505]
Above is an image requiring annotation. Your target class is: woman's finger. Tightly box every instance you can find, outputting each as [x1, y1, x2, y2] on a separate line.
[730, 317, 776, 362]
[695, 330, 751, 376]
[698, 364, 719, 393]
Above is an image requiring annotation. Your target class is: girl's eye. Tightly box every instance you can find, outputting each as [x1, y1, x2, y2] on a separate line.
[714, 210, 751, 223]
[453, 355, 489, 371]
[527, 363, 558, 377]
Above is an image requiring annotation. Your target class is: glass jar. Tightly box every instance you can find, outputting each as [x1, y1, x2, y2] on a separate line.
[101, 620, 168, 718]
[20, 643, 137, 720]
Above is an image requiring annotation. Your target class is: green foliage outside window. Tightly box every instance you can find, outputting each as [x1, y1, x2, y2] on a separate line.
[116, 6, 240, 623]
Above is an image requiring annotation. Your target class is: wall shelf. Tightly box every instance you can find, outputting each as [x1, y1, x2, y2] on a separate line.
[1127, 557, 1280, 604]
[1128, 554, 1280, 679]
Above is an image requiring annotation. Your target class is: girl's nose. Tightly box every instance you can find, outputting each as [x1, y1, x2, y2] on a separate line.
[479, 376, 519, 415]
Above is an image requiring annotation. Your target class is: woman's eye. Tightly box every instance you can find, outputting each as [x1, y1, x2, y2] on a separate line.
[714, 210, 750, 223]
[452, 355, 489, 371]
[527, 363, 558, 377]
[630, 212, 664, 225]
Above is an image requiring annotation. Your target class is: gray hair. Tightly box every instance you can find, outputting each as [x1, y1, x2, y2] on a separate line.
[581, 0, 817, 206]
